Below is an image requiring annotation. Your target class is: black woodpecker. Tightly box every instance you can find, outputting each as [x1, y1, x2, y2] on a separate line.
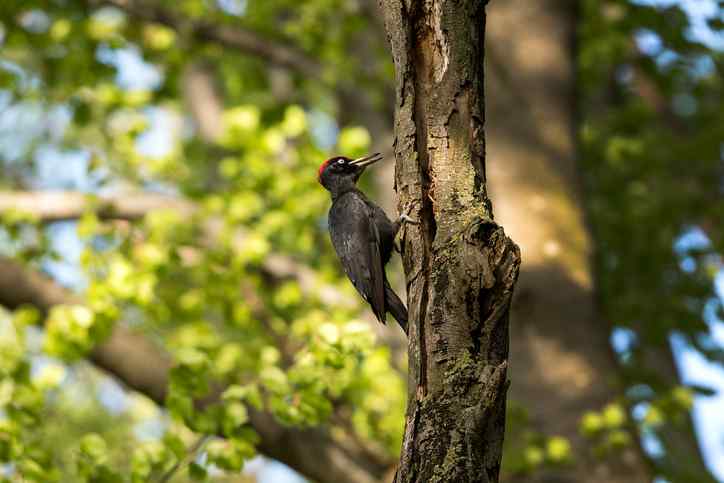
[318, 153, 413, 334]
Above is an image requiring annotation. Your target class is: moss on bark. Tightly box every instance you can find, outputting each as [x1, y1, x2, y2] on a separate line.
[378, 0, 521, 481]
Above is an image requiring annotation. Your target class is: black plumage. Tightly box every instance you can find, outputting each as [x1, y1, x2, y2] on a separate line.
[318, 153, 409, 334]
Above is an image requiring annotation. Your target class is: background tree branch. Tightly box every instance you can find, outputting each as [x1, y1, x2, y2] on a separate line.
[87, 0, 322, 79]
[0, 190, 353, 307]
[0, 191, 194, 222]
[183, 61, 225, 144]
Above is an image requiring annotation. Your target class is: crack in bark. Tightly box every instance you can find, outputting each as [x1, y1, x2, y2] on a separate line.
[380, 0, 521, 480]
[411, 20, 433, 399]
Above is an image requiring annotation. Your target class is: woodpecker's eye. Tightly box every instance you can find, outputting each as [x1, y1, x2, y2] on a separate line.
[336, 158, 345, 165]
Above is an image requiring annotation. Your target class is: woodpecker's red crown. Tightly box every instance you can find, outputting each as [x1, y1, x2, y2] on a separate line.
[317, 156, 348, 180]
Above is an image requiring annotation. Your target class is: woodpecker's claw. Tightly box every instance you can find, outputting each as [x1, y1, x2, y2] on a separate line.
[398, 202, 419, 225]
[399, 214, 419, 224]
[394, 202, 418, 253]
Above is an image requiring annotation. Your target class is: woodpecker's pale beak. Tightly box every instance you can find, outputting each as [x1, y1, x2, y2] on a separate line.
[350, 152, 383, 168]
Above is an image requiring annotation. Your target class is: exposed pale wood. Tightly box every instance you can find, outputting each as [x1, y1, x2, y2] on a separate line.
[379, 1, 520, 480]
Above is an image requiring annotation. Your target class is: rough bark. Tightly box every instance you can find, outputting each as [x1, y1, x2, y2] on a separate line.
[0, 256, 388, 483]
[484, 0, 651, 481]
[379, 1, 520, 481]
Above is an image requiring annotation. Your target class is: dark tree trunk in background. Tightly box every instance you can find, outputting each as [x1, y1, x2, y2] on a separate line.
[487, 0, 651, 483]
[379, 1, 520, 481]
[484, 1, 651, 481]
[485, 1, 709, 481]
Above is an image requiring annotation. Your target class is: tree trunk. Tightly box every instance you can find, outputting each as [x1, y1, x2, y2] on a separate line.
[484, 0, 651, 481]
[379, 1, 521, 482]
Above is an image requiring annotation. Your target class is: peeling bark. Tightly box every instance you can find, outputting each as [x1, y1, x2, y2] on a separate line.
[379, 1, 520, 481]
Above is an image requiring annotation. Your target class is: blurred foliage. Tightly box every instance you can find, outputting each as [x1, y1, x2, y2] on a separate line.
[0, 0, 722, 481]
[580, 0, 724, 480]
[0, 0, 402, 481]
[502, 403, 574, 475]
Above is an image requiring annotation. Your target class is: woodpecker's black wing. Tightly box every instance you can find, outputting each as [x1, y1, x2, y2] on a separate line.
[329, 192, 387, 324]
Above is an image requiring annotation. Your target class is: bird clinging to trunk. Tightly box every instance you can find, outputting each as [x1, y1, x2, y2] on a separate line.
[318, 153, 413, 334]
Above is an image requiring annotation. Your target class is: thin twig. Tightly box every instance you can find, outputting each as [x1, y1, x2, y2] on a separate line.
[157, 434, 212, 483]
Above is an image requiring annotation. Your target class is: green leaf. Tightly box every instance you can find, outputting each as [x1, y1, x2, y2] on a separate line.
[79, 433, 108, 462]
[188, 462, 208, 481]
[222, 402, 248, 436]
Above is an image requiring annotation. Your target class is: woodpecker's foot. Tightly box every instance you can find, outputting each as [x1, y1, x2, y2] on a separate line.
[399, 214, 419, 224]
[398, 202, 419, 225]
[394, 202, 419, 252]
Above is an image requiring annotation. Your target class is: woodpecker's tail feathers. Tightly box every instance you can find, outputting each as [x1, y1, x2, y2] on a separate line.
[385, 284, 408, 335]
